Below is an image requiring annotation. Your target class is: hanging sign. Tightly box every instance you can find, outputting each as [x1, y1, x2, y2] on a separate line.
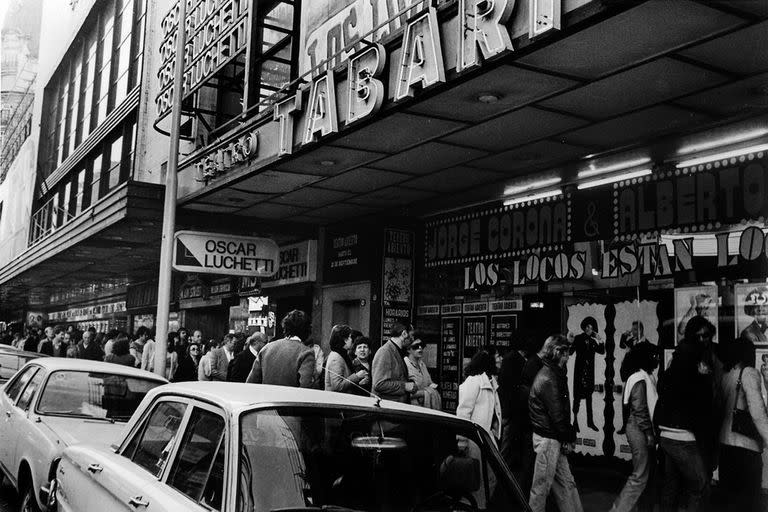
[262, 240, 318, 288]
[173, 231, 279, 277]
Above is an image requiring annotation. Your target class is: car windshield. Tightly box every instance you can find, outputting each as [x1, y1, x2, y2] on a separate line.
[237, 407, 526, 512]
[37, 371, 162, 421]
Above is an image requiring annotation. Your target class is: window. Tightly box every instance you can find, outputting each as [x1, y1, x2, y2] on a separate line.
[167, 408, 226, 505]
[38, 0, 147, 179]
[74, 168, 86, 215]
[16, 370, 45, 411]
[122, 400, 187, 477]
[4, 366, 38, 403]
[202, 437, 226, 511]
[106, 135, 123, 191]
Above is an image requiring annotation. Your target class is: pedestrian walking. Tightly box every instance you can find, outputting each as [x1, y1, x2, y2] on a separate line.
[324, 324, 367, 393]
[715, 336, 768, 512]
[104, 333, 136, 366]
[611, 342, 659, 512]
[246, 309, 315, 387]
[528, 334, 582, 512]
[228, 332, 266, 382]
[498, 335, 530, 481]
[457, 348, 502, 443]
[371, 321, 415, 402]
[351, 336, 373, 394]
[405, 336, 440, 409]
[75, 329, 104, 361]
[655, 337, 712, 512]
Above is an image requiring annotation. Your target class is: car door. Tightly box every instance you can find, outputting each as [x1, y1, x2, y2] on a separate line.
[73, 398, 192, 511]
[0, 366, 39, 477]
[8, 368, 46, 474]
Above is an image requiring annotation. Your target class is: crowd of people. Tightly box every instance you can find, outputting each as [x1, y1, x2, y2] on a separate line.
[3, 311, 768, 511]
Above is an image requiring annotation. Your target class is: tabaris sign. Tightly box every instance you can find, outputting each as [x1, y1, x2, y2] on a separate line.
[172, 231, 279, 277]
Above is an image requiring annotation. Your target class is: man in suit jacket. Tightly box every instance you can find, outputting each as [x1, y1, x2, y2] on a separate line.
[228, 332, 266, 382]
[38, 326, 66, 357]
[246, 310, 315, 388]
[205, 334, 235, 381]
[372, 321, 416, 403]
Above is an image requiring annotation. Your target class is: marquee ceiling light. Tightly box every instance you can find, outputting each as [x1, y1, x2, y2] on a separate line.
[503, 188, 563, 206]
[477, 92, 501, 104]
[319, 160, 336, 166]
[677, 128, 768, 155]
[503, 176, 561, 196]
[675, 142, 768, 168]
[577, 168, 652, 190]
[577, 157, 652, 178]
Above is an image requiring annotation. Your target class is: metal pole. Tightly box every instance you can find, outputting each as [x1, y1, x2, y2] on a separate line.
[154, 0, 187, 378]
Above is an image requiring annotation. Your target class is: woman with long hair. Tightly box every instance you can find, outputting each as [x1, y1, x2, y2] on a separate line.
[405, 335, 441, 410]
[457, 347, 503, 442]
[104, 333, 135, 367]
[716, 336, 768, 511]
[324, 324, 368, 393]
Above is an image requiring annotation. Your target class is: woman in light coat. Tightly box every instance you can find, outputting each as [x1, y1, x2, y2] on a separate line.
[324, 324, 368, 393]
[457, 347, 503, 443]
[405, 337, 441, 410]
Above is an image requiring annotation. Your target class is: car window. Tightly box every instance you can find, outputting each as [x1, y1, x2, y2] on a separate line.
[201, 437, 226, 511]
[167, 407, 226, 506]
[36, 371, 163, 421]
[236, 407, 527, 512]
[16, 370, 45, 411]
[4, 366, 38, 403]
[123, 401, 187, 477]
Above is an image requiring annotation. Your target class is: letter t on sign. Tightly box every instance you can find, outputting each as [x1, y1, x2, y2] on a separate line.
[274, 89, 303, 156]
[457, 0, 515, 73]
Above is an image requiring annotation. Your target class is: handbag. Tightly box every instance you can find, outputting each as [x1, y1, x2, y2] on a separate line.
[731, 367, 763, 446]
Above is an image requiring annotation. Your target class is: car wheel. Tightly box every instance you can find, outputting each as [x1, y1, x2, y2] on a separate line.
[20, 484, 41, 512]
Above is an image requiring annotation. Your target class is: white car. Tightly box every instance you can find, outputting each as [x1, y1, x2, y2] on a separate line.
[0, 358, 168, 512]
[55, 382, 530, 512]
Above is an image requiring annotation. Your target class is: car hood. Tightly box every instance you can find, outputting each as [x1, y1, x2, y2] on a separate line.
[38, 416, 126, 447]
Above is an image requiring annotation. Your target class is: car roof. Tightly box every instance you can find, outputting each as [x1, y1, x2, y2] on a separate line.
[152, 382, 458, 420]
[23, 357, 168, 382]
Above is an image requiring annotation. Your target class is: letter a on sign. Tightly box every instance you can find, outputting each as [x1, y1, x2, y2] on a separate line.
[457, 0, 515, 73]
[304, 71, 338, 144]
[395, 8, 445, 101]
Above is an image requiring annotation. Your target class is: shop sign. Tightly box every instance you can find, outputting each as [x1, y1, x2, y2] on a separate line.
[238, 276, 261, 296]
[262, 240, 318, 288]
[416, 305, 440, 316]
[173, 231, 279, 277]
[382, 229, 415, 339]
[489, 299, 522, 312]
[179, 275, 208, 300]
[209, 278, 235, 296]
[49, 301, 127, 322]
[426, 198, 569, 267]
[324, 229, 374, 284]
[127, 281, 159, 310]
[614, 155, 768, 237]
[463, 316, 487, 348]
[156, 0, 252, 120]
[440, 304, 462, 315]
[490, 314, 518, 347]
[462, 301, 488, 314]
[193, 129, 259, 181]
[440, 316, 461, 412]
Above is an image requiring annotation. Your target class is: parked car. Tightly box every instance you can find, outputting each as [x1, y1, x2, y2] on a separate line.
[55, 382, 530, 512]
[0, 358, 168, 512]
[0, 346, 48, 384]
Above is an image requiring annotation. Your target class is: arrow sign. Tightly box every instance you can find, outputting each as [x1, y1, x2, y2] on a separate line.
[172, 231, 280, 277]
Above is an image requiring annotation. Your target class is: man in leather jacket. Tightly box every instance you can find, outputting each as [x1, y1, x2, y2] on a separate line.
[528, 334, 583, 512]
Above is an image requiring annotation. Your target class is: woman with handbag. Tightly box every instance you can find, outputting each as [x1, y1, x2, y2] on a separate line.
[718, 336, 768, 511]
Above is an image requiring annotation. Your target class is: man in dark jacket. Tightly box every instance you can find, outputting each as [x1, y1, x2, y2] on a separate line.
[246, 310, 315, 388]
[229, 332, 266, 382]
[75, 330, 104, 361]
[528, 334, 582, 512]
[371, 321, 415, 403]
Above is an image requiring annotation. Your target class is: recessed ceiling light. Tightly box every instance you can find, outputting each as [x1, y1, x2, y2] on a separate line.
[477, 92, 500, 104]
[319, 160, 336, 166]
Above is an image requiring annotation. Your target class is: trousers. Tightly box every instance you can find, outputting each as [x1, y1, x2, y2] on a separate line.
[529, 433, 583, 512]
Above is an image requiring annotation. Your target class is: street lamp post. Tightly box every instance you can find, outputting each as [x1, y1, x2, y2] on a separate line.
[154, 0, 187, 378]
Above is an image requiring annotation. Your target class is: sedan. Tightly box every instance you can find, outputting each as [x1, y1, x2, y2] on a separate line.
[56, 382, 530, 512]
[0, 358, 168, 512]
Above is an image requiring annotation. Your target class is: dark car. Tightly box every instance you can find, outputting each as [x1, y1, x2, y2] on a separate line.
[0, 346, 48, 384]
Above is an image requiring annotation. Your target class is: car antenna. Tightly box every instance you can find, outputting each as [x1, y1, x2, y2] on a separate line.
[323, 366, 382, 407]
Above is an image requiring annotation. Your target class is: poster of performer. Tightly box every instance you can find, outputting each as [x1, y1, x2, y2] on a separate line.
[613, 300, 659, 461]
[674, 285, 718, 344]
[735, 284, 768, 345]
[566, 303, 607, 456]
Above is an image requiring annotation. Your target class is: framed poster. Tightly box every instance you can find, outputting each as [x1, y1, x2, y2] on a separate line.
[756, 348, 768, 373]
[674, 285, 718, 344]
[735, 284, 768, 345]
[440, 317, 461, 413]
